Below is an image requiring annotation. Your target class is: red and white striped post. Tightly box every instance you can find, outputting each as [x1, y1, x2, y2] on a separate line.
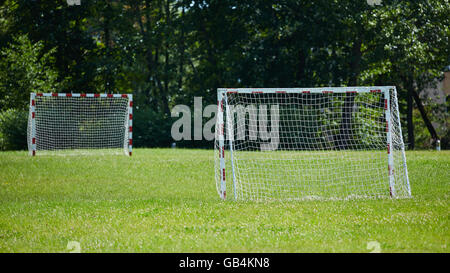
[217, 90, 227, 200]
[225, 92, 238, 200]
[29, 93, 36, 156]
[127, 94, 133, 156]
[385, 88, 395, 197]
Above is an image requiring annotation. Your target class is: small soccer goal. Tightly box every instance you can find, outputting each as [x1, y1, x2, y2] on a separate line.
[27, 93, 133, 156]
[215, 87, 411, 201]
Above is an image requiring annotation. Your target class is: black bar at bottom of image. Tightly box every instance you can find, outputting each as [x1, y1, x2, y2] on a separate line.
[1, 252, 447, 272]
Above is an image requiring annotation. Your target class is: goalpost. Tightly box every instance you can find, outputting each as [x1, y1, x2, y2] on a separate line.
[215, 87, 411, 201]
[27, 93, 133, 156]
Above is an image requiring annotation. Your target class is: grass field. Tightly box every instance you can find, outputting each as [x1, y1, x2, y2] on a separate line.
[224, 149, 409, 200]
[0, 149, 448, 252]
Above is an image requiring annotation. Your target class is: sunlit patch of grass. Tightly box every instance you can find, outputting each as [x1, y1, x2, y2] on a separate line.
[0, 149, 448, 252]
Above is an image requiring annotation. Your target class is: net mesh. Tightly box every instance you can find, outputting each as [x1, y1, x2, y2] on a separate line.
[27, 95, 130, 156]
[215, 88, 410, 201]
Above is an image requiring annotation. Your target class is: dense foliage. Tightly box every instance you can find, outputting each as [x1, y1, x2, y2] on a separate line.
[0, 108, 27, 150]
[0, 0, 448, 150]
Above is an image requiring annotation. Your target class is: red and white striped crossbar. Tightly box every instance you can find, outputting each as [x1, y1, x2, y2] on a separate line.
[34, 93, 132, 98]
[29, 93, 133, 157]
[218, 86, 391, 94]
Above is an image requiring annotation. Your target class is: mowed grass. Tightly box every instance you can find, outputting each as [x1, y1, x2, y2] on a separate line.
[0, 149, 448, 252]
[230, 150, 408, 199]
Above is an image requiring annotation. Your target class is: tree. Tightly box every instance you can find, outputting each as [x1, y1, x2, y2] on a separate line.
[360, 0, 449, 149]
[0, 0, 447, 149]
[0, 35, 59, 111]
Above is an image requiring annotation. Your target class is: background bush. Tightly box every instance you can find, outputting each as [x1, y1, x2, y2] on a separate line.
[0, 109, 28, 151]
[133, 107, 172, 148]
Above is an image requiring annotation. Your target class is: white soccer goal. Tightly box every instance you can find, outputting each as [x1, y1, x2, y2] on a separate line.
[27, 93, 133, 156]
[215, 87, 411, 200]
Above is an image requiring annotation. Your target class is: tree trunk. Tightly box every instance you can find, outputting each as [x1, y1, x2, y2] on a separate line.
[178, 5, 185, 91]
[348, 39, 362, 87]
[161, 0, 171, 116]
[336, 38, 361, 149]
[296, 49, 306, 85]
[410, 88, 439, 144]
[402, 70, 440, 147]
[104, 1, 113, 93]
[407, 89, 415, 149]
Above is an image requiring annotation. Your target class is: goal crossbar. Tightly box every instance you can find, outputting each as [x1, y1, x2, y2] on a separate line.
[218, 86, 391, 94]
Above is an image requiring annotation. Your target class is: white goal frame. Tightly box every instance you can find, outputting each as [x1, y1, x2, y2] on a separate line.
[215, 86, 411, 200]
[28, 93, 133, 156]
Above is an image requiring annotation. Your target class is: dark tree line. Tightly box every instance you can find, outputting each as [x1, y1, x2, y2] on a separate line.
[0, 0, 448, 149]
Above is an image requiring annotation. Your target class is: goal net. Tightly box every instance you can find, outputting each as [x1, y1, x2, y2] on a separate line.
[215, 87, 410, 201]
[27, 93, 133, 156]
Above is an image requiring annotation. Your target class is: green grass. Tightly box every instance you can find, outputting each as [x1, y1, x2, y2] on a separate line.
[0, 149, 448, 252]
